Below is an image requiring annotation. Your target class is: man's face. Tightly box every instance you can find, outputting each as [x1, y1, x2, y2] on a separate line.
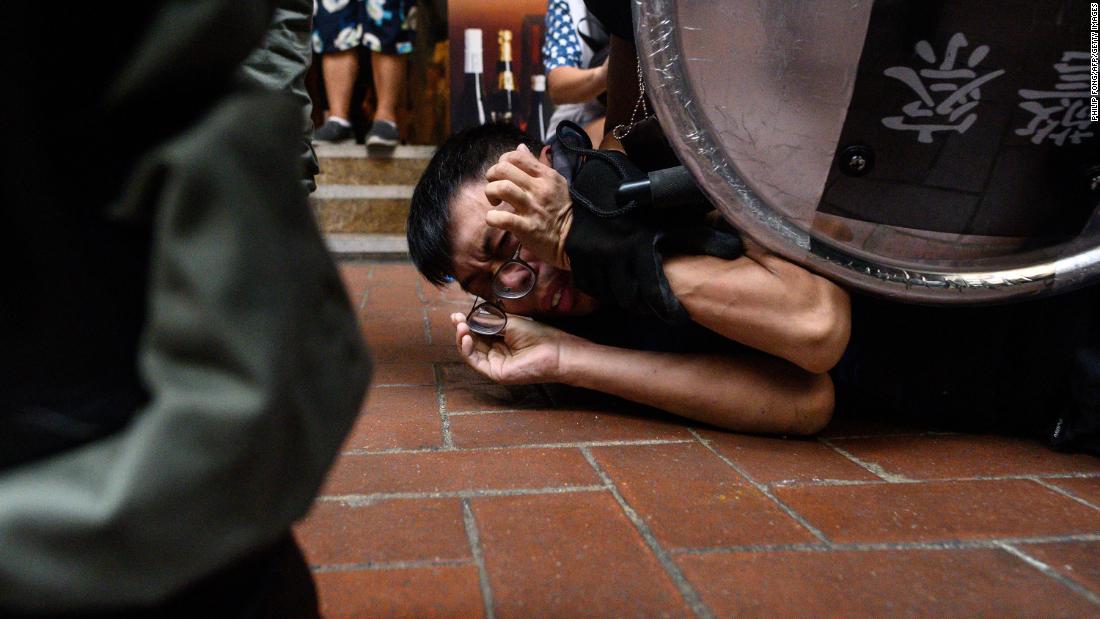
[449, 181, 599, 318]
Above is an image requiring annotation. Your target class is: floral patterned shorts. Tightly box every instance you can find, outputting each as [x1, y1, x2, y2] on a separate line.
[312, 0, 415, 55]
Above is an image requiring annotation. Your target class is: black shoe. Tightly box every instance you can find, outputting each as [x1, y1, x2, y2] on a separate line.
[312, 119, 353, 143]
[366, 119, 400, 148]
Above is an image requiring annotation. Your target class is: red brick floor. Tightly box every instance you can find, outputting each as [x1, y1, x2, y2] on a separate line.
[301, 261, 1100, 618]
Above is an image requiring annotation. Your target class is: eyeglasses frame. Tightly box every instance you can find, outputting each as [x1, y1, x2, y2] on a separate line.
[465, 245, 537, 336]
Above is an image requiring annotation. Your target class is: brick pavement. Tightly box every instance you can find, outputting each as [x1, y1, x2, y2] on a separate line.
[297, 261, 1100, 618]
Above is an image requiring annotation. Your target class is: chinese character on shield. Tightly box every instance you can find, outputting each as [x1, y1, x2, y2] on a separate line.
[1016, 52, 1093, 146]
[882, 32, 1006, 144]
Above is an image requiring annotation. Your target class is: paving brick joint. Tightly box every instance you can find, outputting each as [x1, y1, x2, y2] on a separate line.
[299, 261, 1100, 618]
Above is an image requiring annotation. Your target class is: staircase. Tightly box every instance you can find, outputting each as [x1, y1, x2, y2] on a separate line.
[311, 143, 435, 257]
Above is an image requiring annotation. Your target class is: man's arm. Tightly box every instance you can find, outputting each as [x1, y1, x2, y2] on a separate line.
[453, 313, 833, 435]
[560, 337, 835, 435]
[542, 0, 607, 105]
[547, 65, 608, 105]
[664, 251, 851, 374]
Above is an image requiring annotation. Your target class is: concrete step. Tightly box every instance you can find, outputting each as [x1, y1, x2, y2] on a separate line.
[310, 184, 413, 235]
[311, 143, 433, 239]
[314, 143, 434, 186]
[325, 233, 408, 259]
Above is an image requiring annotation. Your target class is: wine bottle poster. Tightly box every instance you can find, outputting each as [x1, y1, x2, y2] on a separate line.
[448, 0, 551, 135]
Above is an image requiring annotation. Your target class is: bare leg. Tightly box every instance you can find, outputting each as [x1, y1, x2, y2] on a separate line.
[583, 117, 605, 147]
[604, 35, 640, 137]
[370, 52, 406, 123]
[322, 50, 358, 120]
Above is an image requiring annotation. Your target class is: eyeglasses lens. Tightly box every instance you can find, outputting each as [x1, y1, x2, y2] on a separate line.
[492, 262, 536, 299]
[467, 303, 507, 335]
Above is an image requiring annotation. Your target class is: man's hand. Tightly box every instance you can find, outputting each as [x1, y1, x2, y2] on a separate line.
[451, 312, 577, 385]
[484, 144, 573, 270]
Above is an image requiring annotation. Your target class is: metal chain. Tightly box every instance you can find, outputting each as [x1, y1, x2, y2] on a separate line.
[611, 60, 652, 140]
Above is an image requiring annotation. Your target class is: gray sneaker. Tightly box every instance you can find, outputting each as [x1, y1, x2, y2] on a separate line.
[312, 119, 353, 143]
[366, 119, 400, 148]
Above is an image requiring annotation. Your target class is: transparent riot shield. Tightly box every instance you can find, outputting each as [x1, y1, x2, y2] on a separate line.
[635, 0, 1100, 303]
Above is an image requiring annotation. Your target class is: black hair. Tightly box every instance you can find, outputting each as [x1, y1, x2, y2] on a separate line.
[407, 122, 543, 286]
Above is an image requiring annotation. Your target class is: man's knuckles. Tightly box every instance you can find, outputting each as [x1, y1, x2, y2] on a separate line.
[504, 149, 544, 173]
[486, 180, 526, 203]
[499, 151, 526, 169]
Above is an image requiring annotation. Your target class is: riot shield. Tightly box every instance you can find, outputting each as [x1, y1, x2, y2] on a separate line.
[635, 0, 1100, 303]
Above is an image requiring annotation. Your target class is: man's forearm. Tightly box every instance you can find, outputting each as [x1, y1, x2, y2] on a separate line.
[663, 253, 851, 374]
[558, 338, 833, 435]
[547, 66, 606, 105]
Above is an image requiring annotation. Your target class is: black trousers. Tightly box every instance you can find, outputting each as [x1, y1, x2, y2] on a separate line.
[11, 534, 319, 619]
[833, 285, 1100, 453]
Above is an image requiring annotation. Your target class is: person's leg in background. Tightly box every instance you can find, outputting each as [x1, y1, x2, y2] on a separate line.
[322, 51, 358, 129]
[312, 0, 366, 142]
[370, 52, 406, 128]
[364, 0, 414, 147]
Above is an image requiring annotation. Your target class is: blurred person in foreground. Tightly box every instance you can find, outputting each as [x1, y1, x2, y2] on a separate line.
[0, 1, 370, 616]
[407, 123, 851, 435]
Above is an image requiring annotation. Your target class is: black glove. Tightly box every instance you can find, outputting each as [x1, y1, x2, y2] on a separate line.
[558, 122, 743, 325]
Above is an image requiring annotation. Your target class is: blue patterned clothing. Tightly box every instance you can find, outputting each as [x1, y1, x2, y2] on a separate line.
[542, 0, 584, 72]
[541, 0, 604, 139]
[312, 0, 415, 55]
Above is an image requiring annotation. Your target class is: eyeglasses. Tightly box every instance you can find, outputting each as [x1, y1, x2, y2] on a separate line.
[466, 245, 537, 336]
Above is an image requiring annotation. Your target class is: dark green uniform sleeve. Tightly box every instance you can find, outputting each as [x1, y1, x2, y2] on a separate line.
[0, 85, 370, 611]
[241, 0, 320, 191]
[0, 1, 371, 610]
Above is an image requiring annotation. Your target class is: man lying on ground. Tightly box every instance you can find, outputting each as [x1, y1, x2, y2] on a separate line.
[407, 123, 850, 435]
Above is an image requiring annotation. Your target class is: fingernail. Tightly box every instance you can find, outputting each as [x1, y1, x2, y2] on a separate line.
[517, 144, 530, 154]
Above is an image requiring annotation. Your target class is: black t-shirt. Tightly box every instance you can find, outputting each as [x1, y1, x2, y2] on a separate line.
[583, 0, 634, 41]
[833, 286, 1100, 446]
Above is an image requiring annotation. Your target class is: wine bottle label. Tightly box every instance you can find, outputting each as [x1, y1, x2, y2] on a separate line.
[532, 75, 546, 92]
[501, 72, 515, 91]
[464, 29, 483, 74]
